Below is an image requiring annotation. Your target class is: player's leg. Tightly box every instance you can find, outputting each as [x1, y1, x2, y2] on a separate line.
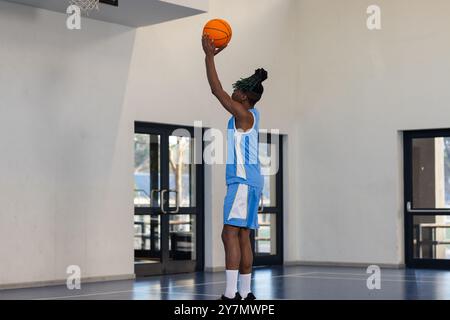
[238, 228, 252, 274]
[222, 224, 241, 270]
[237, 186, 261, 300]
[238, 228, 254, 299]
[221, 224, 241, 299]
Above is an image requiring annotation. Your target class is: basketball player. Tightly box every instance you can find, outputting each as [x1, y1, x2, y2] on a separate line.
[202, 34, 268, 300]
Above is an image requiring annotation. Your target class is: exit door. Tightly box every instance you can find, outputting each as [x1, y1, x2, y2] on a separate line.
[404, 129, 450, 269]
[134, 122, 204, 276]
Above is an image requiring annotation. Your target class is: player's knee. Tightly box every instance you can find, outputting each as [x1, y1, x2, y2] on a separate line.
[238, 229, 251, 242]
[222, 227, 238, 244]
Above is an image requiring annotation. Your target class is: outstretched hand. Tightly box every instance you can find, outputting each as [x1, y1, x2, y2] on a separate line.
[202, 34, 227, 57]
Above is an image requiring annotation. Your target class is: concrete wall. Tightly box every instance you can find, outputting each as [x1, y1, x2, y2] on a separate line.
[295, 0, 450, 265]
[0, 1, 136, 286]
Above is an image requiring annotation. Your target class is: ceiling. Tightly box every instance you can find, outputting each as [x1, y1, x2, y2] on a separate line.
[2, 0, 208, 27]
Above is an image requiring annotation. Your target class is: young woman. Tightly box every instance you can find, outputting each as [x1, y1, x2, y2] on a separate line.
[202, 34, 268, 300]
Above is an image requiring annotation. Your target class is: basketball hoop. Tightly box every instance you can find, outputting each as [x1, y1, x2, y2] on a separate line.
[69, 0, 100, 14]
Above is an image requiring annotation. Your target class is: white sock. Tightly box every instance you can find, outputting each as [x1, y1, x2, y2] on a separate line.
[239, 273, 252, 298]
[224, 270, 239, 298]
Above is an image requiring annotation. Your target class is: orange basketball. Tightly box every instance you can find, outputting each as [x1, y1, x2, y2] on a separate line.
[203, 19, 232, 48]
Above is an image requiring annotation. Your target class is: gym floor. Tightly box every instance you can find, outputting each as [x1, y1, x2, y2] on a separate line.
[1, 265, 450, 300]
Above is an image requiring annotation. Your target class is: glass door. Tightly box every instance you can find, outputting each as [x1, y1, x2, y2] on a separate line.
[134, 123, 204, 276]
[253, 133, 284, 266]
[134, 132, 162, 271]
[404, 129, 450, 269]
[165, 132, 202, 274]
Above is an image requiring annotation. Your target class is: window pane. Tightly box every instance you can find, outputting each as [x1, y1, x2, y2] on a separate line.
[255, 214, 277, 256]
[169, 215, 196, 261]
[413, 215, 450, 260]
[259, 139, 278, 207]
[134, 134, 160, 207]
[412, 137, 450, 209]
[169, 136, 195, 208]
[134, 215, 161, 263]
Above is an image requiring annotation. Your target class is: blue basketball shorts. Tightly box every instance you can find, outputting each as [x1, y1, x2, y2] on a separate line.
[223, 183, 262, 230]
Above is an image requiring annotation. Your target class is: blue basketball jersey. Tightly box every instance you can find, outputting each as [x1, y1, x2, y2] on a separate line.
[226, 108, 264, 188]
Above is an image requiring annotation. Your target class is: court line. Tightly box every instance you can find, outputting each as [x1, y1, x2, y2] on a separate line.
[270, 272, 319, 278]
[34, 280, 239, 300]
[289, 273, 450, 284]
[313, 271, 450, 280]
[33, 272, 318, 300]
[145, 291, 293, 300]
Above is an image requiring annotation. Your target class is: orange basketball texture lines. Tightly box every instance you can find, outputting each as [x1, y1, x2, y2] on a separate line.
[203, 19, 232, 48]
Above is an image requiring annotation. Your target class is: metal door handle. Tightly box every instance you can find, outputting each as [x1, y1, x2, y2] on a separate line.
[151, 189, 161, 199]
[151, 189, 162, 207]
[161, 189, 180, 214]
[170, 190, 180, 214]
[151, 189, 161, 202]
[258, 195, 265, 213]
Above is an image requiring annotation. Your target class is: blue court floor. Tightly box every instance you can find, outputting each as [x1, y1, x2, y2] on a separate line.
[1, 265, 450, 300]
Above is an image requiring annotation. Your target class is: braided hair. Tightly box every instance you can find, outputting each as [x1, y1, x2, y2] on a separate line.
[232, 68, 268, 105]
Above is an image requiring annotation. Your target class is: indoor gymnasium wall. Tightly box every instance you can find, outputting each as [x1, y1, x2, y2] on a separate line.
[126, 0, 301, 270]
[295, 0, 450, 266]
[0, 1, 136, 286]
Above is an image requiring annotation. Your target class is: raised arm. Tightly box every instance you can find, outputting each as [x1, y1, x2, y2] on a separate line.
[202, 35, 252, 123]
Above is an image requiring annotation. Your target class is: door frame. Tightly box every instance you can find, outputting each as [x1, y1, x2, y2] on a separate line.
[404, 129, 450, 269]
[253, 133, 284, 266]
[134, 122, 205, 276]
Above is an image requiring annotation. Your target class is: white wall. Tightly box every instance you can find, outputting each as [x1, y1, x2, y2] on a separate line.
[0, 1, 136, 286]
[125, 0, 300, 269]
[296, 0, 450, 265]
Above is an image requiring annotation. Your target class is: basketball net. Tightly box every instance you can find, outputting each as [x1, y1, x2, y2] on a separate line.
[69, 0, 100, 14]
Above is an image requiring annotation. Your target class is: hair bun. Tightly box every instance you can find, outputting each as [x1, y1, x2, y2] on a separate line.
[255, 68, 268, 82]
